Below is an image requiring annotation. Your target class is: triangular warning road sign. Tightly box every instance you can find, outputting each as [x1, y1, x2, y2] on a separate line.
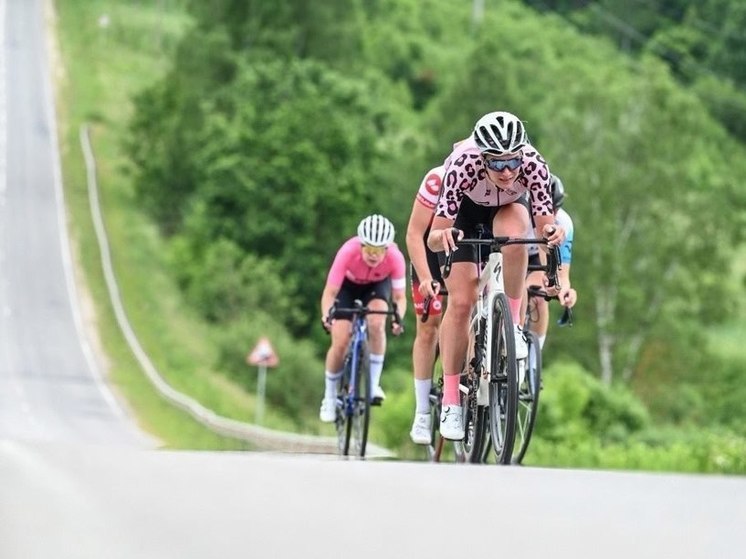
[247, 336, 279, 367]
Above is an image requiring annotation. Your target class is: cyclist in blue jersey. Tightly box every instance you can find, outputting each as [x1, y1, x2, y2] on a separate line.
[525, 175, 577, 350]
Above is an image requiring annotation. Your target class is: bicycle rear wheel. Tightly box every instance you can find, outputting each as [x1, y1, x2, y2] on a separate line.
[512, 331, 542, 464]
[487, 293, 518, 464]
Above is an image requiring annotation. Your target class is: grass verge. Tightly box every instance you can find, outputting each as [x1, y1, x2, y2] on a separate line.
[52, 0, 257, 449]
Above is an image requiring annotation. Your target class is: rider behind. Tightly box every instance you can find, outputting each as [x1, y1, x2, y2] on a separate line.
[319, 215, 407, 422]
[525, 174, 577, 350]
[405, 165, 447, 445]
[426, 111, 565, 440]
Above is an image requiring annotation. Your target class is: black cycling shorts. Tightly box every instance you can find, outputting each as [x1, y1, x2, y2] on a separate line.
[333, 277, 392, 320]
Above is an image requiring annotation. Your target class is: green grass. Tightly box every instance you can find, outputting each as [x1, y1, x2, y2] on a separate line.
[53, 0, 261, 449]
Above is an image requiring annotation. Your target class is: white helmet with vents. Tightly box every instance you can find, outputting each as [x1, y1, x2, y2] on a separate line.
[357, 214, 395, 247]
[473, 111, 528, 156]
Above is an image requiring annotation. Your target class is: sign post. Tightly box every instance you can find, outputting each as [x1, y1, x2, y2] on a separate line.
[246, 336, 279, 424]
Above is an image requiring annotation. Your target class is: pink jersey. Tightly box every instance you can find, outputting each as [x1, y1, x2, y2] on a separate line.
[435, 137, 553, 220]
[326, 237, 407, 291]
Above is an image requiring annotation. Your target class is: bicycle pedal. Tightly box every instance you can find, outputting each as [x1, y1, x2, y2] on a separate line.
[370, 397, 384, 406]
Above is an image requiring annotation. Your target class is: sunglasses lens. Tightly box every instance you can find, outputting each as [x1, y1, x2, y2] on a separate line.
[486, 157, 522, 171]
[363, 245, 386, 256]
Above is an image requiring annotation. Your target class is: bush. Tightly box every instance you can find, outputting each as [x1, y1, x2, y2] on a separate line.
[537, 361, 650, 443]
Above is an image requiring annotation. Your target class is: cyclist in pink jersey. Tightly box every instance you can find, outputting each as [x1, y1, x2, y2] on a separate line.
[426, 111, 566, 440]
[319, 215, 407, 422]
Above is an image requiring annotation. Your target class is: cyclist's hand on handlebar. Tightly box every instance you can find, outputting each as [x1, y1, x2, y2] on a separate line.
[542, 274, 560, 297]
[322, 304, 336, 332]
[541, 223, 565, 248]
[418, 279, 440, 299]
[441, 227, 463, 256]
[391, 321, 405, 336]
[559, 286, 577, 308]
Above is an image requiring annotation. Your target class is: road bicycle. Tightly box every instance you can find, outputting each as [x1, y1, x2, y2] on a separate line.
[327, 299, 402, 458]
[442, 233, 560, 465]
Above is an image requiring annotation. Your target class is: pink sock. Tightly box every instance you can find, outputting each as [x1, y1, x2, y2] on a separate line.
[443, 374, 461, 406]
[508, 297, 522, 326]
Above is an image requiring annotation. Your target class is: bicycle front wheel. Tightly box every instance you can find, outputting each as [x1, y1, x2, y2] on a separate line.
[512, 331, 542, 464]
[462, 312, 488, 463]
[349, 345, 371, 457]
[487, 293, 518, 465]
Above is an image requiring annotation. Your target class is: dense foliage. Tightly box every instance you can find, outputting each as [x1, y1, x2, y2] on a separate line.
[126, 0, 746, 451]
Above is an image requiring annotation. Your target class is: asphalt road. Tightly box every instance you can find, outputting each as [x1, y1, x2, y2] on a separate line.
[0, 0, 150, 446]
[0, 2, 743, 559]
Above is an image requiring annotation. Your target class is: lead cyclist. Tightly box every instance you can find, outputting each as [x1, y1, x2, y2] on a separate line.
[426, 111, 566, 441]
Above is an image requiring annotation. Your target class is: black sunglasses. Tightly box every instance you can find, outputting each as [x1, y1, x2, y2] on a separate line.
[484, 156, 522, 172]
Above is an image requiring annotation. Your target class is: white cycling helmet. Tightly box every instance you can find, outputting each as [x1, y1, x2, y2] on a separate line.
[473, 111, 528, 156]
[357, 214, 395, 247]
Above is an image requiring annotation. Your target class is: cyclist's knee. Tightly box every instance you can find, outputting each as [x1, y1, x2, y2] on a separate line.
[415, 323, 439, 345]
[445, 296, 474, 320]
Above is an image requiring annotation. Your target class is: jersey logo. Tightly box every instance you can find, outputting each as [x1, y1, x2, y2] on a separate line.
[425, 173, 442, 196]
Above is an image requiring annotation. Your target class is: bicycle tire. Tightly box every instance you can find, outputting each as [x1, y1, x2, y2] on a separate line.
[462, 367, 487, 463]
[349, 344, 371, 457]
[461, 312, 488, 463]
[487, 292, 518, 465]
[427, 382, 444, 462]
[512, 331, 542, 464]
[336, 351, 352, 455]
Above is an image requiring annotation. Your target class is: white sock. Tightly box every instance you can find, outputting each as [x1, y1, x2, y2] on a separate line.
[369, 353, 384, 388]
[538, 335, 546, 350]
[324, 370, 343, 399]
[414, 378, 432, 415]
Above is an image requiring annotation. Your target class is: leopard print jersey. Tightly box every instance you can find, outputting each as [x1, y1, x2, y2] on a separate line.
[435, 137, 552, 220]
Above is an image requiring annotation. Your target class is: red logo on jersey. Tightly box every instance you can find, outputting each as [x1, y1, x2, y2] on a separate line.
[425, 173, 442, 196]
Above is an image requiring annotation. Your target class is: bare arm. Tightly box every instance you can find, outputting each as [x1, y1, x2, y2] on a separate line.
[558, 263, 577, 308]
[406, 201, 439, 297]
[391, 289, 407, 335]
[320, 284, 340, 324]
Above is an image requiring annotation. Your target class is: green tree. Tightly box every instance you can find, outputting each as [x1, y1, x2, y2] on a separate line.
[173, 58, 413, 334]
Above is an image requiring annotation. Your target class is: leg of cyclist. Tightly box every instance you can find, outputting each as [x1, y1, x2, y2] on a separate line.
[525, 268, 549, 350]
[320, 318, 352, 422]
[364, 275, 406, 402]
[437, 262, 478, 440]
[366, 297, 389, 401]
[428, 200, 493, 440]
[409, 277, 443, 444]
[493, 202, 531, 359]
[319, 278, 363, 422]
